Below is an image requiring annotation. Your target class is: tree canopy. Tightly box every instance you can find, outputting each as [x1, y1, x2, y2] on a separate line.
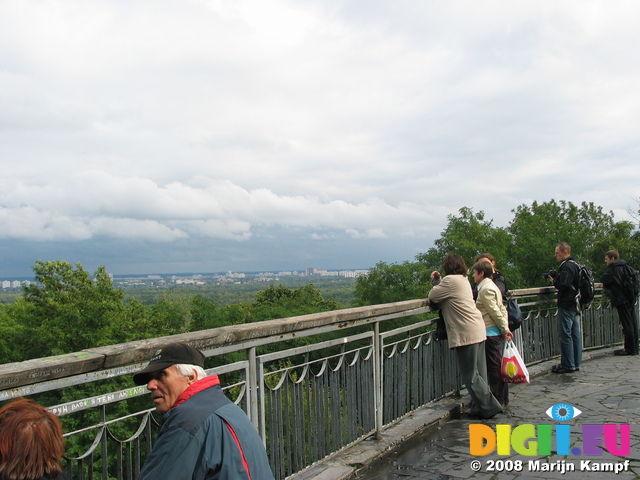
[0, 261, 345, 364]
[355, 199, 639, 305]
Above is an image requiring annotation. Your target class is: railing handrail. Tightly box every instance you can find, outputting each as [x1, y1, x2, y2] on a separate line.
[0, 285, 582, 391]
[0, 298, 432, 391]
[0, 285, 600, 394]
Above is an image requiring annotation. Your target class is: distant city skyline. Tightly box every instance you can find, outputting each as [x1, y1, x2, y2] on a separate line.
[0, 265, 370, 283]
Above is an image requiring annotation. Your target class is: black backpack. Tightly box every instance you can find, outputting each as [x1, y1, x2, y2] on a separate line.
[506, 297, 523, 331]
[568, 260, 595, 306]
[622, 264, 640, 304]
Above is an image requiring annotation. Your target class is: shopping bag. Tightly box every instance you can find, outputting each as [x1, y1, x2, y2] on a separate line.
[500, 340, 529, 384]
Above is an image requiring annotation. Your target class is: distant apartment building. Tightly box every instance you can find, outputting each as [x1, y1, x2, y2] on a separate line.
[174, 278, 205, 285]
[340, 270, 368, 278]
[1, 280, 30, 289]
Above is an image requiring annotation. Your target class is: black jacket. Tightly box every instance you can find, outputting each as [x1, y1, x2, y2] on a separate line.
[600, 259, 629, 307]
[553, 256, 580, 311]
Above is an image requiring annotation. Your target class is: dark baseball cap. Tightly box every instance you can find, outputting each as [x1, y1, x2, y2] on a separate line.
[133, 343, 205, 385]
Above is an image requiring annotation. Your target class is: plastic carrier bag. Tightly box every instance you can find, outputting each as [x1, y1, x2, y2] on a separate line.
[500, 340, 530, 384]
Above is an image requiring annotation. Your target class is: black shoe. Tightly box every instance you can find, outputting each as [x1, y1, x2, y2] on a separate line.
[614, 349, 631, 356]
[551, 364, 575, 373]
[484, 408, 502, 419]
[465, 407, 483, 419]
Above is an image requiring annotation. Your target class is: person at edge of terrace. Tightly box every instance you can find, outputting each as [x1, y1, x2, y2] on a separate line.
[472, 259, 513, 408]
[601, 249, 639, 356]
[428, 253, 503, 420]
[133, 342, 275, 480]
[548, 242, 582, 374]
[471, 252, 508, 302]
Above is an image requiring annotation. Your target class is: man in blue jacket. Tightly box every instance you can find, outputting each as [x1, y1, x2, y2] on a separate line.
[133, 342, 275, 480]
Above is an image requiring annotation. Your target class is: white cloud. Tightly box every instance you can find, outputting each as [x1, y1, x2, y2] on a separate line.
[0, 206, 91, 241]
[1, 0, 640, 274]
[0, 172, 441, 242]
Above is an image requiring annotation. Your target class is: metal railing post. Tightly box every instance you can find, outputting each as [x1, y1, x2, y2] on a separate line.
[373, 321, 383, 439]
[257, 356, 267, 446]
[247, 346, 259, 430]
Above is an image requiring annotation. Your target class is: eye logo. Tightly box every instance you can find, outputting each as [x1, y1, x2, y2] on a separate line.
[545, 403, 582, 421]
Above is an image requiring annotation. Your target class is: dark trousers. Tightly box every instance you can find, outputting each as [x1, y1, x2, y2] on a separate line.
[455, 341, 502, 418]
[617, 303, 639, 355]
[485, 335, 509, 407]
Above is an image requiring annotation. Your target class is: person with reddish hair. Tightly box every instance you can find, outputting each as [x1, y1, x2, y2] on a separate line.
[0, 398, 68, 480]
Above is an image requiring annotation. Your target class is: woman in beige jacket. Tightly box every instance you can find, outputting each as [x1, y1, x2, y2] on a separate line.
[428, 254, 502, 419]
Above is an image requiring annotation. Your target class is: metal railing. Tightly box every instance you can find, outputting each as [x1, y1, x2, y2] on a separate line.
[0, 286, 626, 479]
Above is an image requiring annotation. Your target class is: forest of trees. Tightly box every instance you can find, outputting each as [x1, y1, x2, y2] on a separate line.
[1, 199, 638, 365]
[354, 199, 640, 305]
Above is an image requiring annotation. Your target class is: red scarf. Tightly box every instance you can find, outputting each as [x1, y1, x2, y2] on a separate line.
[172, 375, 220, 409]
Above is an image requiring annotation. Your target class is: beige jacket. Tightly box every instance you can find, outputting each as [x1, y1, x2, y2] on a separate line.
[476, 277, 509, 335]
[428, 274, 486, 349]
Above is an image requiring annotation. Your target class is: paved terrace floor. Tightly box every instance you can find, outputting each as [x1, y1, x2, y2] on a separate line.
[294, 348, 640, 480]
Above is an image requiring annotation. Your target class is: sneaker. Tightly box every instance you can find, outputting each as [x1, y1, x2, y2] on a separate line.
[614, 349, 631, 356]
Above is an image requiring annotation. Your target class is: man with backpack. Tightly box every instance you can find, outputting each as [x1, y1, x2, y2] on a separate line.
[600, 250, 639, 356]
[547, 242, 582, 373]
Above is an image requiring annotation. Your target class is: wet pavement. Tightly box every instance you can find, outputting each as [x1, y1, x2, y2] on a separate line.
[357, 349, 640, 479]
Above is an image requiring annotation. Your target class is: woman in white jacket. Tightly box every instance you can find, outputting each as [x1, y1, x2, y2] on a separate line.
[473, 260, 513, 408]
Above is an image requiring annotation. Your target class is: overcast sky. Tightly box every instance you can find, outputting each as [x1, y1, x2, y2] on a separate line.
[1, 1, 639, 277]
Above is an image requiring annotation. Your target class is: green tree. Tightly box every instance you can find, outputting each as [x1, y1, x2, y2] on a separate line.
[251, 284, 340, 321]
[591, 221, 640, 276]
[107, 297, 156, 344]
[146, 293, 192, 336]
[16, 261, 125, 357]
[416, 207, 519, 287]
[189, 295, 220, 331]
[354, 261, 429, 306]
[0, 306, 24, 363]
[508, 200, 630, 286]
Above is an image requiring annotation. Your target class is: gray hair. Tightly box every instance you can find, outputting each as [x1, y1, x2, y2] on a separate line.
[174, 364, 207, 381]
